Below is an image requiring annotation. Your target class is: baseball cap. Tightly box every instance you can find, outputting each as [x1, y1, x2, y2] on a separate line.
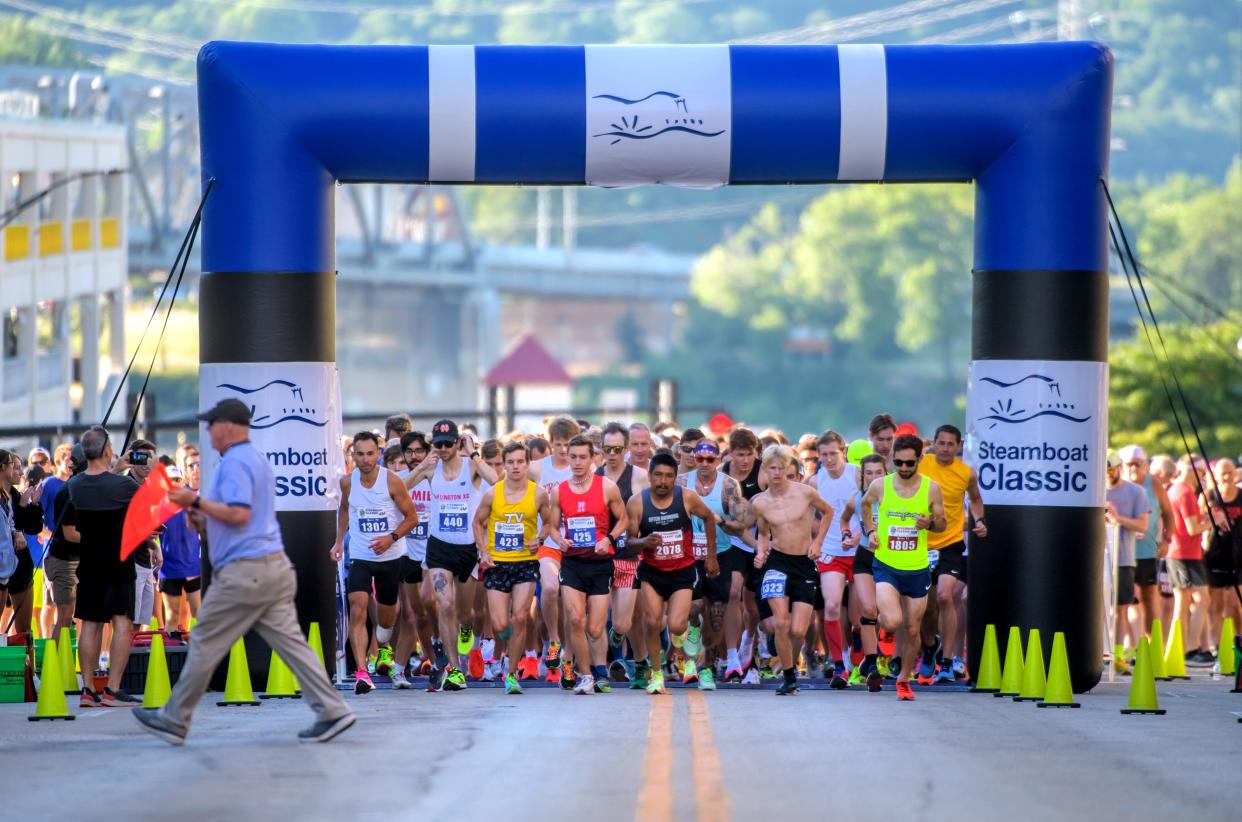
[1105, 449, 1122, 469]
[196, 398, 252, 426]
[694, 440, 720, 456]
[1117, 445, 1147, 464]
[431, 419, 459, 445]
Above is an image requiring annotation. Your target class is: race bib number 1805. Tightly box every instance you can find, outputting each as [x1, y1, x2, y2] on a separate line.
[887, 525, 918, 551]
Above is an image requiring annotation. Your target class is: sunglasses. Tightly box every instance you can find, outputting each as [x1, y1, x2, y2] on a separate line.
[695, 455, 719, 464]
[679, 445, 697, 454]
[893, 459, 918, 468]
[433, 442, 456, 450]
[602, 445, 625, 455]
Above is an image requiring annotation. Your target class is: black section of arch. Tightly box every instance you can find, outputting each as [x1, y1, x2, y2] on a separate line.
[972, 269, 1108, 362]
[199, 270, 335, 363]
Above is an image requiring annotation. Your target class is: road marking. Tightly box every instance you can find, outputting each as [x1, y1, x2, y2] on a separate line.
[635, 694, 674, 822]
[687, 689, 731, 822]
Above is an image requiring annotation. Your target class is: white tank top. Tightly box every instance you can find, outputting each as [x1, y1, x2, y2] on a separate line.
[815, 463, 861, 560]
[396, 469, 431, 562]
[538, 455, 574, 549]
[347, 467, 404, 563]
[429, 460, 482, 546]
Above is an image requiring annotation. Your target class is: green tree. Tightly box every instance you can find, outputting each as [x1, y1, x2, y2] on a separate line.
[0, 15, 88, 68]
[1108, 319, 1242, 458]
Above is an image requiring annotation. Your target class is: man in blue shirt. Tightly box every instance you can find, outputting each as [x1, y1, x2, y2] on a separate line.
[134, 398, 353, 745]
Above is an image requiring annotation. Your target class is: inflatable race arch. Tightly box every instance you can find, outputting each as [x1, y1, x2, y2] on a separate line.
[197, 41, 1113, 691]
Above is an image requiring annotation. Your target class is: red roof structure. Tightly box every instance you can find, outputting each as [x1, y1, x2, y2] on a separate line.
[483, 335, 573, 388]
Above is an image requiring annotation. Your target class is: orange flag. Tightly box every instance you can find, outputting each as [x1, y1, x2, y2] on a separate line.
[121, 463, 180, 561]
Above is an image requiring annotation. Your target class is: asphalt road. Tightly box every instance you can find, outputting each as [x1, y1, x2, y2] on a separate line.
[2, 676, 1238, 821]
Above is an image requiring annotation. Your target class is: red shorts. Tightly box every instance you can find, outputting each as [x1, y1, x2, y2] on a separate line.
[816, 554, 855, 582]
[612, 558, 640, 590]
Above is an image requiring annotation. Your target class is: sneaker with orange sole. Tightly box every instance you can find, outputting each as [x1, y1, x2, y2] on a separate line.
[544, 640, 562, 671]
[896, 680, 915, 701]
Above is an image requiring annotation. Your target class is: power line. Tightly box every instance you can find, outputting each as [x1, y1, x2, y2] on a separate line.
[0, 0, 200, 50]
[740, 0, 1024, 45]
[192, 0, 730, 18]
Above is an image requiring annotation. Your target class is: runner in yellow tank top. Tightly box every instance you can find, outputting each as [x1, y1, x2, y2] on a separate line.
[860, 434, 946, 701]
[471, 443, 552, 695]
[919, 424, 988, 682]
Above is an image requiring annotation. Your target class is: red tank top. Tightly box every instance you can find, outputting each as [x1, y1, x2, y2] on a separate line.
[559, 474, 612, 559]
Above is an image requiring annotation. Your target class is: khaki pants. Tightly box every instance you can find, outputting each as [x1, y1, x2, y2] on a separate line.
[161, 551, 350, 734]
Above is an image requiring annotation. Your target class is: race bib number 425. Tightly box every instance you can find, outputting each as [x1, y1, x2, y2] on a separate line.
[567, 516, 597, 549]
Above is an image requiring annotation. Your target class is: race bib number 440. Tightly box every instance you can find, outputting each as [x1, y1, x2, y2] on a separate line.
[439, 501, 468, 533]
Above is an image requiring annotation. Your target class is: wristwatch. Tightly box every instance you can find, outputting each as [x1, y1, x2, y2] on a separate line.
[190, 495, 202, 510]
[389, 531, 400, 542]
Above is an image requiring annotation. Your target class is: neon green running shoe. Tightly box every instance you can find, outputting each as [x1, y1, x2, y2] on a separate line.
[630, 661, 650, 690]
[848, 666, 864, 686]
[504, 673, 523, 695]
[685, 622, 703, 658]
[646, 670, 666, 695]
[698, 667, 716, 691]
[443, 666, 468, 691]
[759, 665, 776, 681]
[594, 677, 612, 694]
[457, 625, 475, 657]
[376, 646, 394, 676]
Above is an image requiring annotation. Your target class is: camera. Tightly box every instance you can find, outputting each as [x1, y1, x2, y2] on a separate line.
[129, 451, 150, 466]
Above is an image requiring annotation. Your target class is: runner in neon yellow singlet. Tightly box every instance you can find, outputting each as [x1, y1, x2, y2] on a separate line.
[860, 434, 946, 701]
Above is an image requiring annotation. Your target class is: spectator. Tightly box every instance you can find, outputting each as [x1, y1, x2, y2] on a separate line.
[158, 465, 201, 631]
[68, 426, 142, 706]
[42, 445, 85, 635]
[125, 439, 164, 629]
[1104, 449, 1150, 673]
[1167, 454, 1213, 667]
[0, 449, 45, 635]
[385, 415, 413, 447]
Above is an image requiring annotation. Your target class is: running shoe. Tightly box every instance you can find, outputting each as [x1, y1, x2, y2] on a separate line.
[952, 656, 968, 679]
[80, 688, 102, 709]
[738, 631, 754, 672]
[878, 629, 896, 657]
[646, 671, 667, 694]
[630, 662, 651, 690]
[866, 669, 884, 693]
[505, 673, 523, 695]
[443, 666, 467, 691]
[418, 658, 433, 677]
[457, 625, 475, 657]
[560, 661, 577, 690]
[934, 666, 955, 684]
[427, 667, 446, 692]
[685, 622, 703, 658]
[573, 674, 595, 695]
[776, 678, 799, 696]
[1186, 650, 1216, 668]
[546, 666, 562, 685]
[886, 656, 901, 680]
[741, 668, 760, 685]
[847, 667, 864, 687]
[698, 668, 716, 691]
[1114, 657, 1133, 676]
[519, 656, 539, 680]
[390, 669, 412, 690]
[830, 672, 849, 690]
[759, 665, 776, 681]
[366, 655, 377, 675]
[354, 670, 375, 695]
[468, 647, 485, 680]
[544, 640, 562, 670]
[682, 659, 699, 685]
[917, 656, 936, 686]
[480, 638, 496, 664]
[376, 647, 395, 676]
[431, 639, 448, 670]
[896, 680, 915, 701]
[101, 687, 141, 707]
[608, 628, 626, 648]
[594, 677, 613, 694]
[725, 666, 743, 683]
[608, 658, 630, 683]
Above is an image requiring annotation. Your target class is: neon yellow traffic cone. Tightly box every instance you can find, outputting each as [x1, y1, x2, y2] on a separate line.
[216, 638, 260, 706]
[143, 633, 172, 708]
[58, 627, 79, 694]
[1163, 619, 1189, 679]
[261, 649, 301, 699]
[149, 615, 159, 631]
[29, 638, 74, 721]
[971, 624, 1001, 693]
[307, 622, 326, 671]
[995, 626, 1024, 698]
[1013, 628, 1046, 702]
[1218, 617, 1236, 677]
[1121, 637, 1165, 715]
[1037, 632, 1080, 708]
[1149, 619, 1168, 680]
[188, 617, 197, 632]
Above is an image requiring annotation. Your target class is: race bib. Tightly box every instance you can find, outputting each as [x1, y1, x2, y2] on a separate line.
[357, 510, 389, 535]
[656, 530, 684, 560]
[494, 521, 524, 552]
[567, 516, 597, 549]
[439, 501, 469, 534]
[927, 549, 940, 570]
[760, 569, 787, 599]
[692, 532, 708, 560]
[413, 502, 429, 540]
[887, 524, 919, 551]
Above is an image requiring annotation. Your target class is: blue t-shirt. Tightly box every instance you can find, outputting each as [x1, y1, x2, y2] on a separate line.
[159, 510, 202, 579]
[205, 441, 283, 569]
[31, 475, 67, 568]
